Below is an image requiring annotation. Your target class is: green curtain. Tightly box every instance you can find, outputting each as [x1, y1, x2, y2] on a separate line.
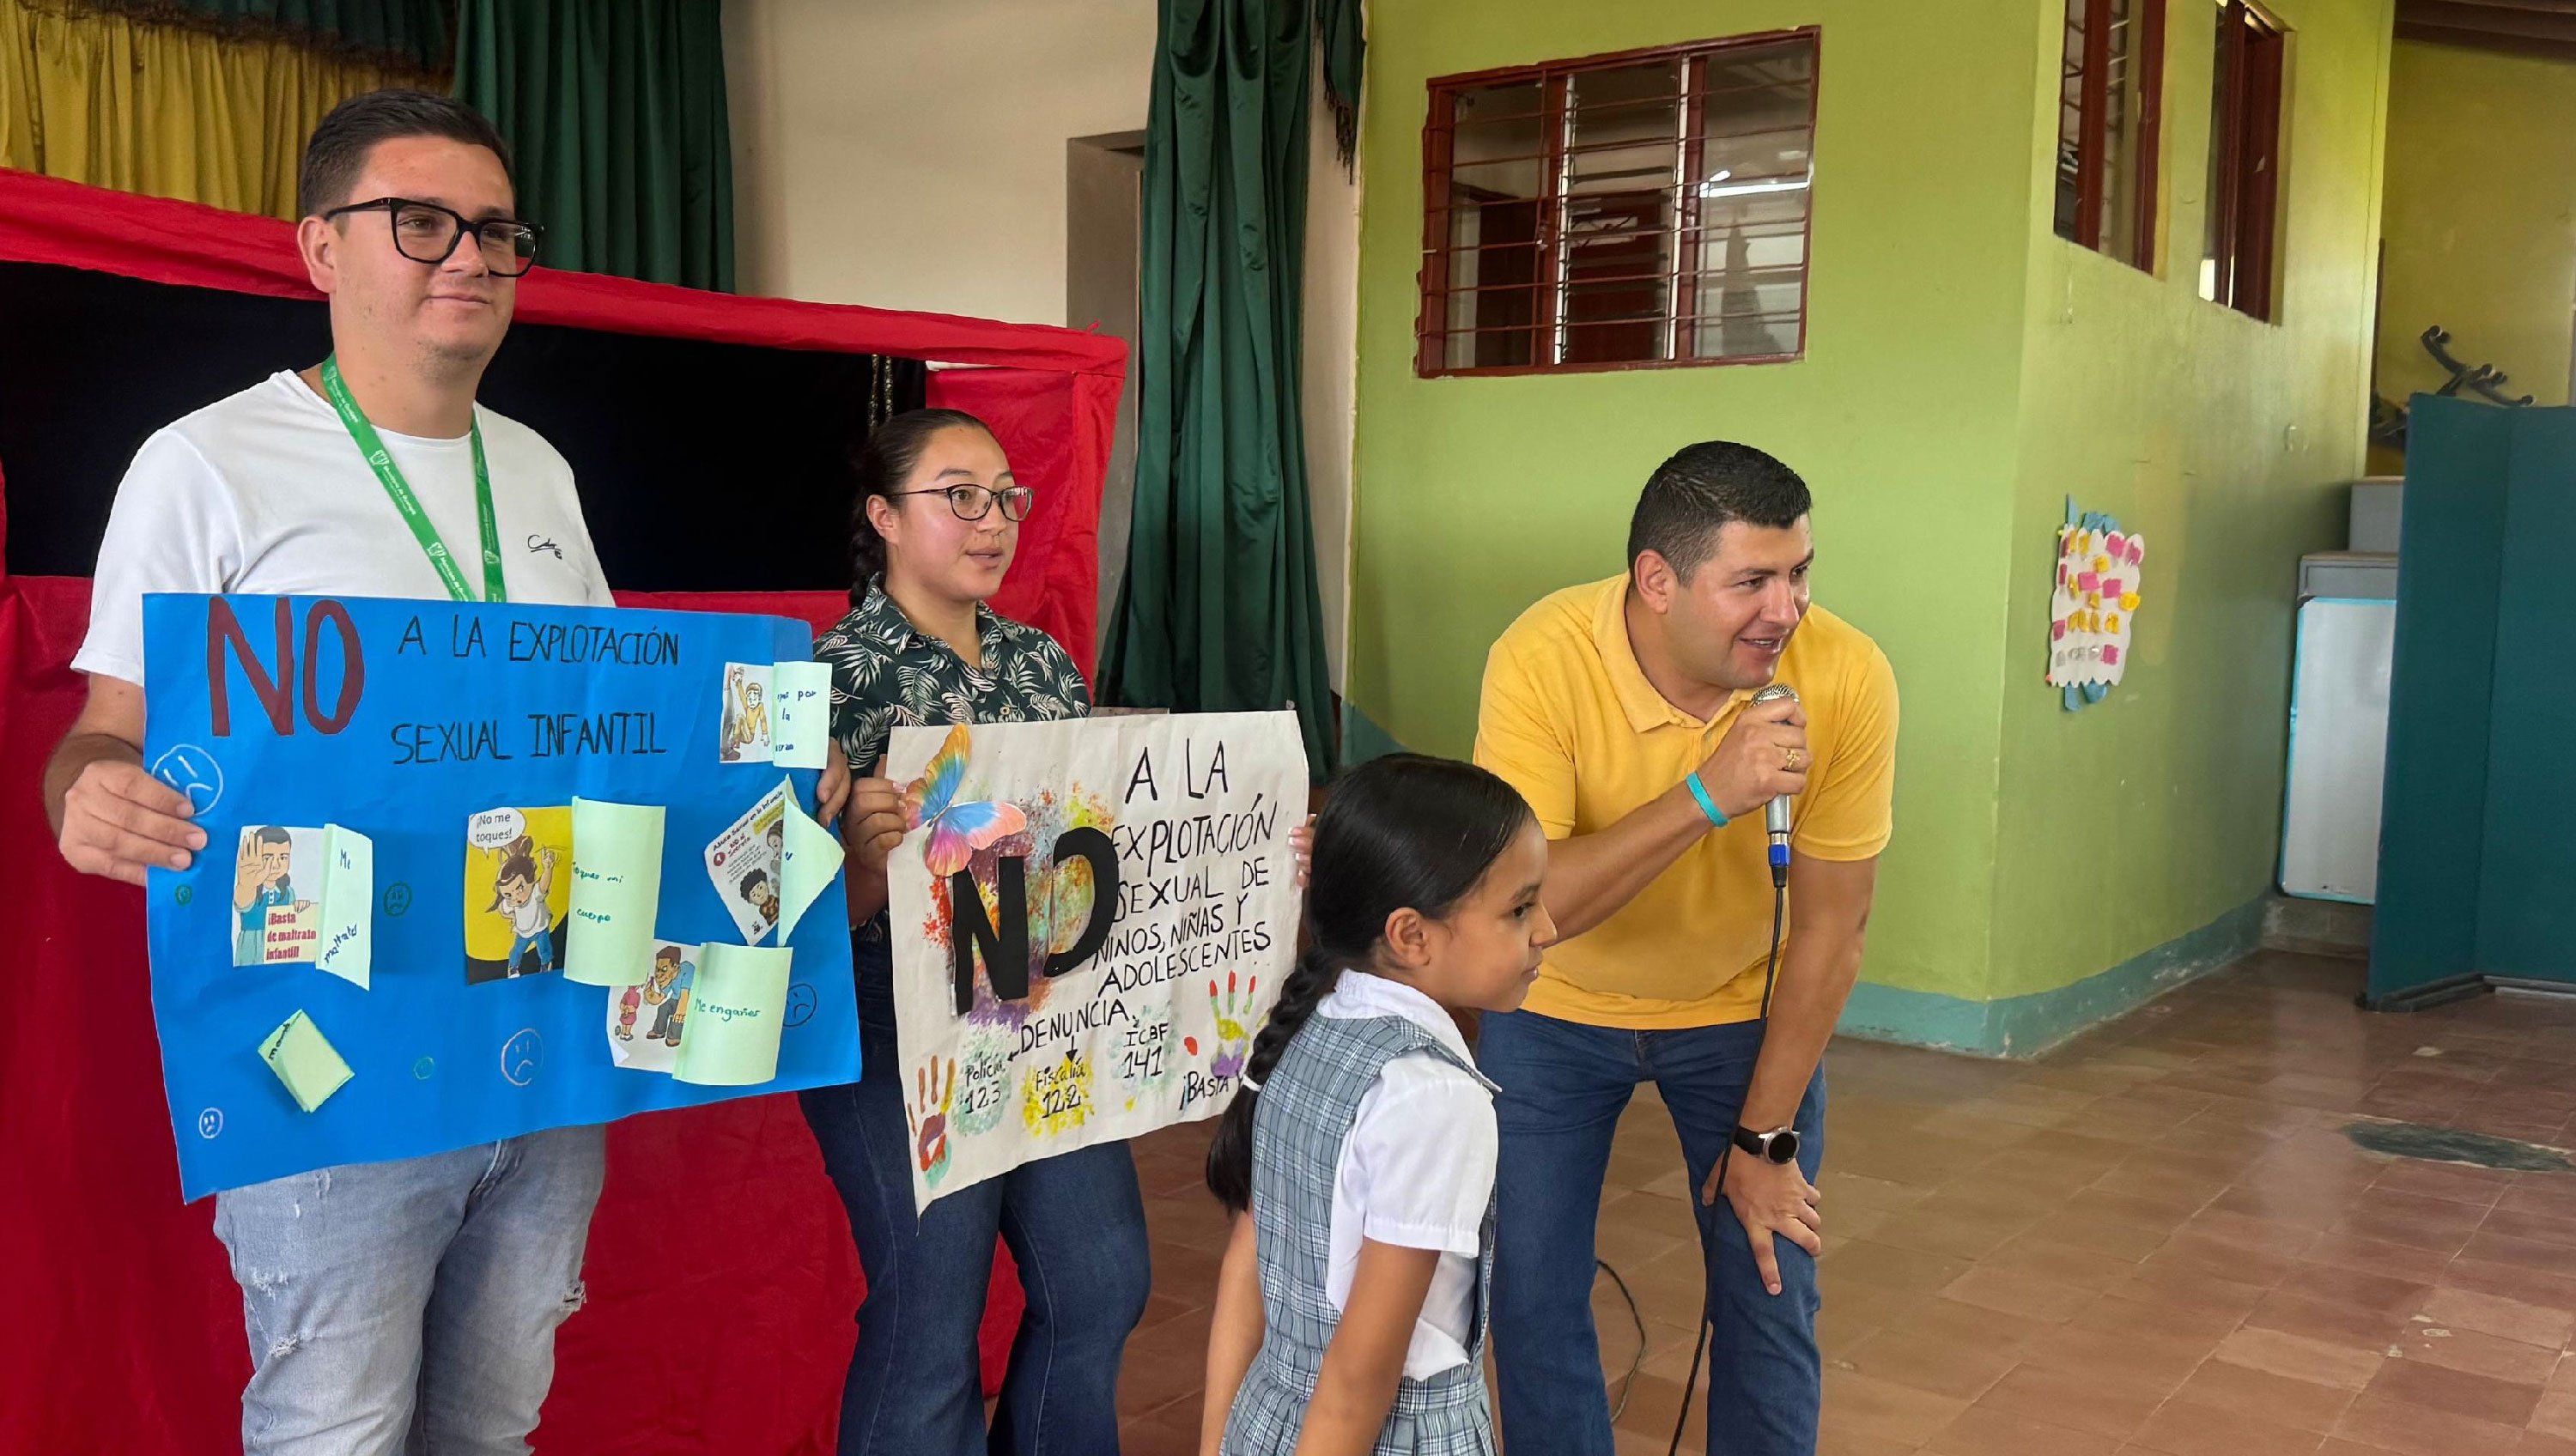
[451, 0, 732, 291]
[72, 0, 457, 70]
[1102, 0, 1362, 781]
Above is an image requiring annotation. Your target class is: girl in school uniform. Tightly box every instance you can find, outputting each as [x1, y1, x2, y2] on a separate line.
[1200, 754, 1558, 1456]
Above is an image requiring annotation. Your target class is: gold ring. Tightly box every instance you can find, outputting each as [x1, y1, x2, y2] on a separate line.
[1783, 747, 1803, 772]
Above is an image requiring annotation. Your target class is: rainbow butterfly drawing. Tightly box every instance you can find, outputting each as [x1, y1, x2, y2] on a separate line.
[904, 725, 1029, 877]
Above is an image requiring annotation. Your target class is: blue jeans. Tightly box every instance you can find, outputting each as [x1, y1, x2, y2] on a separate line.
[210, 1125, 605, 1456]
[799, 943, 1151, 1456]
[507, 927, 555, 975]
[1479, 1010, 1826, 1456]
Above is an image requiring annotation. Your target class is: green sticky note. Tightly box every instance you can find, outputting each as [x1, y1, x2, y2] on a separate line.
[777, 798, 843, 942]
[313, 825, 374, 989]
[565, 798, 667, 986]
[259, 1010, 354, 1113]
[769, 661, 834, 770]
[673, 943, 792, 1087]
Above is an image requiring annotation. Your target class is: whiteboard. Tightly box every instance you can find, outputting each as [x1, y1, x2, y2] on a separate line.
[2281, 598, 2396, 902]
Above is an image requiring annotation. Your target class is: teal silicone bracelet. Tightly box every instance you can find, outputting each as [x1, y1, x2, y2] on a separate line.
[1684, 771, 1728, 827]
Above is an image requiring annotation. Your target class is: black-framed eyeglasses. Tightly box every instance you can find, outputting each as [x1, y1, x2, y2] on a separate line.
[891, 484, 1036, 522]
[321, 197, 543, 276]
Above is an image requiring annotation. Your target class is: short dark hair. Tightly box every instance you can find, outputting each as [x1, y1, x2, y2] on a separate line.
[298, 88, 515, 220]
[1625, 441, 1813, 580]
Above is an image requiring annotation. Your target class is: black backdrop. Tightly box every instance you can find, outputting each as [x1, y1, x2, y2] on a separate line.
[0, 260, 925, 592]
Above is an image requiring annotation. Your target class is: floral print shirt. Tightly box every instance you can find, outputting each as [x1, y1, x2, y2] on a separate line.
[811, 579, 1091, 779]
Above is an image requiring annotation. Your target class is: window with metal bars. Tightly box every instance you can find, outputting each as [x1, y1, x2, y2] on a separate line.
[1414, 30, 1819, 378]
[2053, 0, 2166, 270]
[2200, 0, 2286, 320]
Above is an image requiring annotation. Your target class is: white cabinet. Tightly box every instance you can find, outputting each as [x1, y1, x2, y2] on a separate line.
[2281, 597, 2395, 902]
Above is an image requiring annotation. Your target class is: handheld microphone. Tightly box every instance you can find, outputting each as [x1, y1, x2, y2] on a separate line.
[1750, 683, 1798, 889]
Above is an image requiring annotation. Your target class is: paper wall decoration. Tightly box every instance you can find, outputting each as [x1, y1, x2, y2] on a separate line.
[143, 594, 859, 1200]
[884, 712, 1303, 1209]
[2047, 497, 2148, 711]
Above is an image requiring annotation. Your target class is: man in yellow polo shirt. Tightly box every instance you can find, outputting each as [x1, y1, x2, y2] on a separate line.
[1474, 440, 1897, 1456]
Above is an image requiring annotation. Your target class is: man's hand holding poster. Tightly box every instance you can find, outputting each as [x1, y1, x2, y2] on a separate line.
[883, 712, 1302, 1207]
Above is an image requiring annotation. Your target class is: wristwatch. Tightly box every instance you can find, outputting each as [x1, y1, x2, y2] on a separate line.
[1732, 1125, 1800, 1164]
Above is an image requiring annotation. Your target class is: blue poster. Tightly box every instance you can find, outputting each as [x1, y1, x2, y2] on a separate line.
[142, 594, 860, 1200]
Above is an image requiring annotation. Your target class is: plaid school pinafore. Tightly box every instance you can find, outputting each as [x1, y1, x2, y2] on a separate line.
[1219, 1011, 1500, 1456]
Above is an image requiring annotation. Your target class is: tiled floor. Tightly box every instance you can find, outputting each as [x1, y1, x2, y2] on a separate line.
[1113, 950, 2576, 1455]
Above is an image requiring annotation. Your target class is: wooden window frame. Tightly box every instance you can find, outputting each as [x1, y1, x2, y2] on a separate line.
[2055, 0, 2168, 270]
[2205, 0, 2285, 322]
[1414, 28, 1821, 380]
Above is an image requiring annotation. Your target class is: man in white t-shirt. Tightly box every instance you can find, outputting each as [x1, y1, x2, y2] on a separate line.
[41, 88, 841, 1455]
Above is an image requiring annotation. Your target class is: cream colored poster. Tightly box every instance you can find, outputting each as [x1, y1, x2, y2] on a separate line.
[883, 712, 1302, 1208]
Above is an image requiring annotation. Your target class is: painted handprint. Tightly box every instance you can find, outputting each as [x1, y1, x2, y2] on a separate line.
[1207, 971, 1259, 1080]
[907, 1058, 957, 1188]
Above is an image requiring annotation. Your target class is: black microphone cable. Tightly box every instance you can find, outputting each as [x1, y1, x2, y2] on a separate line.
[1665, 875, 1788, 1456]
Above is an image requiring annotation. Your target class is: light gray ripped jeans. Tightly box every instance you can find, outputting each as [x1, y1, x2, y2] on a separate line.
[211, 1125, 605, 1456]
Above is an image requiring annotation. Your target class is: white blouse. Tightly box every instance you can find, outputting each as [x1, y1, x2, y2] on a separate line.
[1314, 972, 1498, 1379]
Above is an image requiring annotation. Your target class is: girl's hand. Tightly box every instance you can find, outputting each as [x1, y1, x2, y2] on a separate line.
[1291, 815, 1315, 888]
[849, 762, 908, 873]
[1296, 1238, 1442, 1454]
[814, 754, 854, 826]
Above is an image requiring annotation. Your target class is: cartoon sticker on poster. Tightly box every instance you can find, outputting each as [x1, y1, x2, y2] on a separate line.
[609, 940, 695, 1071]
[719, 663, 772, 762]
[884, 712, 1303, 1210]
[703, 782, 788, 943]
[2047, 498, 2148, 712]
[464, 807, 573, 982]
[230, 824, 374, 986]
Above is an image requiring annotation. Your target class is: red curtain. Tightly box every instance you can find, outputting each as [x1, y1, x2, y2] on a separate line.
[0, 169, 1125, 1454]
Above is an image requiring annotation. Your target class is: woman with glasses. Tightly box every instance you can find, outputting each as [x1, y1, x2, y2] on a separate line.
[804, 408, 1147, 1455]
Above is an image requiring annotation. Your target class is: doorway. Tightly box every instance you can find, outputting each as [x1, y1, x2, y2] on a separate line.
[1066, 130, 1147, 657]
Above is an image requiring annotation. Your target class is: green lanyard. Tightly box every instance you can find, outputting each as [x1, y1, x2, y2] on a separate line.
[319, 355, 505, 604]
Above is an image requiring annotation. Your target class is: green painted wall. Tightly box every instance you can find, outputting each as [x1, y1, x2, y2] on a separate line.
[2375, 40, 2576, 412]
[1347, 0, 2393, 1029]
[1988, 0, 2391, 1006]
[1351, 0, 2045, 998]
